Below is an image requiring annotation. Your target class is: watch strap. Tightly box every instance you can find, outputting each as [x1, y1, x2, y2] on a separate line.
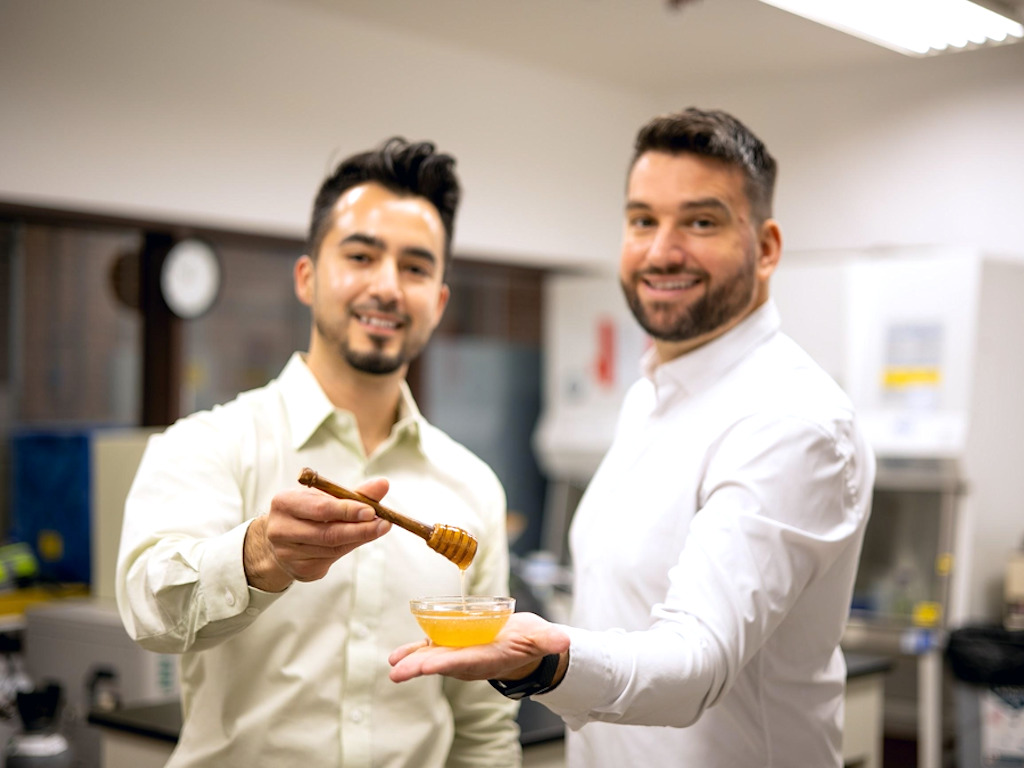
[488, 653, 562, 700]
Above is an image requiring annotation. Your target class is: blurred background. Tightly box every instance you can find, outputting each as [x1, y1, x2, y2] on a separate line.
[2, 1, 1024, 766]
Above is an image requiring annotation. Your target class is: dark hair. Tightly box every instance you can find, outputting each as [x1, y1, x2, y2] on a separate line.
[307, 137, 461, 277]
[631, 107, 777, 223]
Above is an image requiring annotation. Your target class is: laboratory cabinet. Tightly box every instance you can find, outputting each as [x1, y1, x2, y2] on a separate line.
[773, 246, 1024, 768]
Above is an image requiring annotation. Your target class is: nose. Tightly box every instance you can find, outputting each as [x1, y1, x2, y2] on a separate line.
[645, 225, 686, 269]
[368, 256, 401, 302]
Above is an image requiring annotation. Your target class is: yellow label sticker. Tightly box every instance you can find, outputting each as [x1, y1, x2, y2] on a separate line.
[37, 530, 65, 562]
[882, 367, 941, 389]
[912, 601, 942, 627]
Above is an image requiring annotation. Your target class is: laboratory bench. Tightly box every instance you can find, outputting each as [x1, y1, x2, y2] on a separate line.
[88, 652, 891, 768]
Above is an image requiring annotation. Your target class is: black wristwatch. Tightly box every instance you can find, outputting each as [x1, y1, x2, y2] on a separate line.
[488, 653, 562, 700]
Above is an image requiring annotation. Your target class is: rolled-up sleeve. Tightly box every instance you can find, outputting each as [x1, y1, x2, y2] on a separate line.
[116, 413, 285, 653]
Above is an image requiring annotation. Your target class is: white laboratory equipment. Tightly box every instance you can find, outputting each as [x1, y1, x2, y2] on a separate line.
[772, 245, 1024, 768]
[22, 600, 178, 768]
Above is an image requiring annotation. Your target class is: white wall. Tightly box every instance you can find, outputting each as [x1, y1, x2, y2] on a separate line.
[3, 0, 1023, 266]
[665, 43, 1024, 258]
[0, 0, 651, 269]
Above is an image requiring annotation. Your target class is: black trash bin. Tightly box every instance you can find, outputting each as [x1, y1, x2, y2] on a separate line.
[947, 626, 1024, 767]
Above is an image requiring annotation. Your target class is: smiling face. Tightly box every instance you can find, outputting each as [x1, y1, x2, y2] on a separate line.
[296, 182, 450, 377]
[619, 150, 780, 362]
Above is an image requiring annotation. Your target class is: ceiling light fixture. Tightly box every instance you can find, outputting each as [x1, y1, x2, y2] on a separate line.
[758, 0, 1024, 56]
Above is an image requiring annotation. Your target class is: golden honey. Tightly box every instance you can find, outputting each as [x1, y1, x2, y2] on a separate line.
[410, 596, 514, 647]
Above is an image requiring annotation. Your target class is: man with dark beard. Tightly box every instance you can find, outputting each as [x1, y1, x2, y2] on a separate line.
[116, 138, 521, 768]
[390, 109, 876, 768]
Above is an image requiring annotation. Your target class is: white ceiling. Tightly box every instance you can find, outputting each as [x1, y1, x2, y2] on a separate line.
[302, 0, 1023, 94]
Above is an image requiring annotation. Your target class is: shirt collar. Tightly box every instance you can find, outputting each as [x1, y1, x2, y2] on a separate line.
[278, 352, 425, 454]
[392, 380, 425, 450]
[641, 299, 781, 399]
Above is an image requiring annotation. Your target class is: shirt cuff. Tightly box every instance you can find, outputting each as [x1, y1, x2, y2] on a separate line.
[532, 624, 630, 731]
[198, 519, 286, 621]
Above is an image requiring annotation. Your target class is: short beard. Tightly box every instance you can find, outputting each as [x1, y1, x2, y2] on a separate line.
[312, 316, 411, 375]
[621, 251, 756, 343]
[344, 347, 404, 375]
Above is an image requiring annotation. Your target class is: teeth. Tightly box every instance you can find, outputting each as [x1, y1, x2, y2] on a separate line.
[645, 278, 699, 290]
[359, 315, 399, 329]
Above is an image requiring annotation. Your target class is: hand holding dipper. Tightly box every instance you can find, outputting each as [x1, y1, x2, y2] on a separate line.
[298, 468, 478, 570]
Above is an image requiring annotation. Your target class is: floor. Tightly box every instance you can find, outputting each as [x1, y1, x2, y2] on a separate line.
[524, 735, 933, 768]
[523, 738, 566, 768]
[883, 736, 918, 767]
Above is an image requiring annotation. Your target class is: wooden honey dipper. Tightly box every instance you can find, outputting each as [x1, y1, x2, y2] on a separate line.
[298, 468, 478, 570]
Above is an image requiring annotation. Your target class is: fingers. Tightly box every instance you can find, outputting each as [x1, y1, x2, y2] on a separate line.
[266, 522, 390, 582]
[355, 476, 390, 505]
[388, 613, 572, 683]
[260, 482, 394, 583]
[268, 519, 391, 580]
[389, 642, 521, 683]
[388, 639, 431, 670]
[276, 476, 391, 526]
[389, 644, 487, 683]
[285, 489, 376, 525]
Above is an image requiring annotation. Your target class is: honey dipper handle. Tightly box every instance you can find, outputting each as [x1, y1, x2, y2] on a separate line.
[298, 468, 434, 540]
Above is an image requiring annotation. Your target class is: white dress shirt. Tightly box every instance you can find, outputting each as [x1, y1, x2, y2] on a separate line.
[539, 301, 875, 767]
[117, 353, 521, 768]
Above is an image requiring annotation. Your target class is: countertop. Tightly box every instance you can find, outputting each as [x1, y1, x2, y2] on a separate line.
[88, 699, 181, 743]
[87, 697, 565, 747]
[844, 651, 895, 679]
[88, 652, 893, 746]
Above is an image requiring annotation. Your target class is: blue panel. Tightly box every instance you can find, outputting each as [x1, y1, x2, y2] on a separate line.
[9, 430, 92, 584]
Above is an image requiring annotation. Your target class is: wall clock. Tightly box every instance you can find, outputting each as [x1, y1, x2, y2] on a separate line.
[160, 238, 222, 319]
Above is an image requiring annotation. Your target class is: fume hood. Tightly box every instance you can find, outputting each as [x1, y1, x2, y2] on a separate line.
[772, 245, 1024, 767]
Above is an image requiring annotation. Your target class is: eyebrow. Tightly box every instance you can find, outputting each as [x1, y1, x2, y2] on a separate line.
[340, 232, 438, 264]
[626, 197, 732, 215]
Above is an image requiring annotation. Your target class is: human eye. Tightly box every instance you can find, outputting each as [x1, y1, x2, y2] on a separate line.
[401, 254, 437, 279]
[686, 213, 721, 233]
[627, 212, 657, 230]
[342, 243, 385, 267]
[404, 262, 431, 278]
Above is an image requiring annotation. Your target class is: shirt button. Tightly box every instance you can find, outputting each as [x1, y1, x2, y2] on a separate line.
[224, 591, 236, 607]
[245, 607, 259, 616]
[350, 710, 363, 724]
[352, 623, 368, 639]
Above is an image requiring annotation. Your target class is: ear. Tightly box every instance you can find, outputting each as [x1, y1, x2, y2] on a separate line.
[433, 282, 451, 324]
[756, 219, 782, 280]
[294, 255, 314, 306]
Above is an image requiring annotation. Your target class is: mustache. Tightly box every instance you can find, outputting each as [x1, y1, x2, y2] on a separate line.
[635, 266, 708, 280]
[350, 300, 410, 323]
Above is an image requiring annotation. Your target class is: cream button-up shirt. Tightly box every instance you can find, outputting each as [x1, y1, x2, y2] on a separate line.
[540, 301, 875, 768]
[117, 353, 520, 768]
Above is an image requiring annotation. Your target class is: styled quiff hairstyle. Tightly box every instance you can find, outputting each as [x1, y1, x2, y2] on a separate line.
[306, 137, 461, 278]
[630, 107, 778, 224]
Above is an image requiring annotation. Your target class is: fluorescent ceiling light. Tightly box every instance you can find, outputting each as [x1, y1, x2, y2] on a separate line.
[759, 0, 1024, 56]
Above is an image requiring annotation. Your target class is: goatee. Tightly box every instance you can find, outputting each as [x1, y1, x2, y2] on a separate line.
[344, 348, 404, 375]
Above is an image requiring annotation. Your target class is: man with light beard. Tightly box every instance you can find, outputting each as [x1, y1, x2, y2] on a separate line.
[390, 109, 877, 768]
[117, 138, 521, 768]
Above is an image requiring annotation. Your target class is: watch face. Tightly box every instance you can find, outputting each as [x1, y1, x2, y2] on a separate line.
[161, 239, 221, 319]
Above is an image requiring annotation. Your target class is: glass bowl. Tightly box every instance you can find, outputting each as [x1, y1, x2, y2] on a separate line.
[409, 596, 515, 647]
